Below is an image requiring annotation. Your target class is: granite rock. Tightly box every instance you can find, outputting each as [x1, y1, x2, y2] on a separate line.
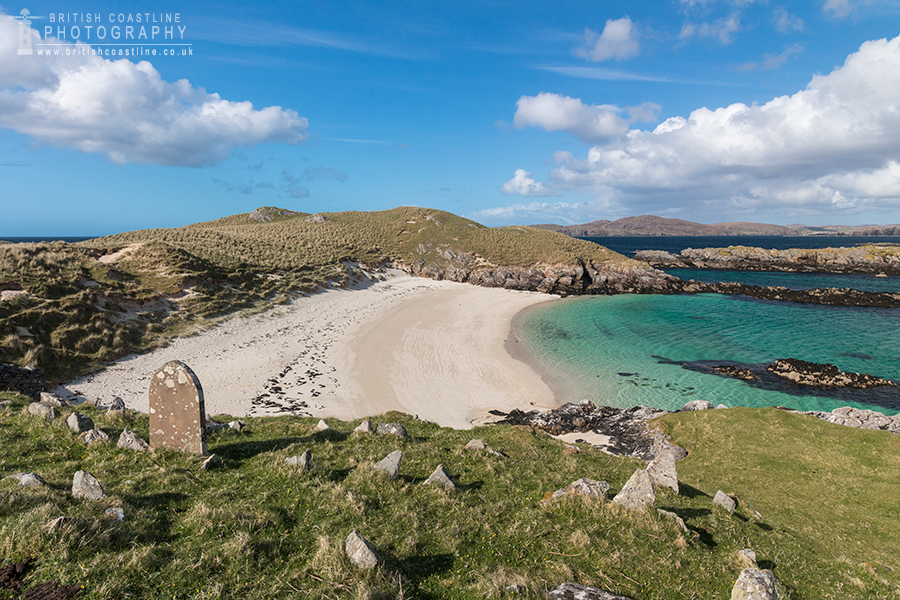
[376, 422, 410, 439]
[714, 490, 736, 514]
[117, 428, 150, 451]
[66, 412, 94, 434]
[731, 568, 779, 600]
[285, 450, 312, 470]
[612, 469, 655, 510]
[646, 447, 678, 494]
[374, 450, 403, 479]
[345, 530, 379, 570]
[423, 464, 456, 490]
[72, 470, 105, 500]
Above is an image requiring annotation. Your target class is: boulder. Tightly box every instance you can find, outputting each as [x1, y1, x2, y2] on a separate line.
[376, 422, 410, 439]
[646, 447, 678, 494]
[66, 412, 94, 434]
[612, 469, 655, 510]
[39, 392, 67, 407]
[714, 490, 736, 514]
[285, 450, 312, 470]
[345, 530, 379, 570]
[72, 470, 105, 500]
[0, 401, 8, 412]
[314, 419, 332, 433]
[354, 419, 373, 433]
[201, 454, 223, 470]
[541, 478, 610, 506]
[107, 397, 126, 415]
[463, 439, 487, 451]
[548, 582, 635, 599]
[3, 472, 48, 488]
[80, 428, 109, 445]
[731, 568, 779, 600]
[681, 400, 713, 411]
[737, 548, 758, 569]
[227, 420, 245, 432]
[117, 428, 149, 451]
[423, 464, 456, 490]
[374, 450, 402, 479]
[657, 509, 690, 534]
[104, 507, 125, 521]
[27, 402, 59, 421]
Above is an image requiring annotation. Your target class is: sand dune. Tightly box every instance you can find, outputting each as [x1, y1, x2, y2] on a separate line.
[57, 272, 558, 428]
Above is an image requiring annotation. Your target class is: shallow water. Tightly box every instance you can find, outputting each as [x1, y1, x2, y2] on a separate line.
[514, 293, 900, 414]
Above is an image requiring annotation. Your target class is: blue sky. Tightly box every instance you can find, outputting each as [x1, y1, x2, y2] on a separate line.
[1, 0, 900, 235]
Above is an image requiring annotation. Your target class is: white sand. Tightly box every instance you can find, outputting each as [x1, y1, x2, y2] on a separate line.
[57, 272, 559, 429]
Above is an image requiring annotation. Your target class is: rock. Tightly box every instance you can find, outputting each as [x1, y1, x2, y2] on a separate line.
[376, 422, 410, 439]
[205, 419, 227, 433]
[423, 464, 456, 490]
[66, 412, 94, 434]
[306, 213, 326, 224]
[714, 490, 736, 514]
[767, 358, 894, 388]
[645, 447, 678, 494]
[650, 431, 688, 461]
[314, 419, 332, 432]
[227, 420, 245, 431]
[464, 439, 487, 451]
[345, 530, 378, 570]
[117, 428, 149, 451]
[612, 469, 655, 510]
[657, 509, 690, 534]
[0, 401, 8, 412]
[27, 402, 59, 421]
[80, 428, 109, 445]
[39, 392, 67, 407]
[492, 402, 669, 461]
[737, 548, 758, 569]
[107, 397, 126, 414]
[354, 419, 373, 433]
[714, 365, 755, 381]
[562, 444, 582, 455]
[541, 478, 610, 506]
[285, 450, 312, 470]
[3, 472, 48, 487]
[72, 470, 105, 500]
[104, 507, 125, 521]
[0, 362, 47, 398]
[373, 450, 402, 479]
[548, 582, 635, 599]
[731, 568, 779, 600]
[201, 454, 223, 470]
[681, 400, 713, 411]
[716, 403, 729, 409]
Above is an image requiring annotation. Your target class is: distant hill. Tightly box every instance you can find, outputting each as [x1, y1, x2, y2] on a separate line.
[532, 215, 900, 237]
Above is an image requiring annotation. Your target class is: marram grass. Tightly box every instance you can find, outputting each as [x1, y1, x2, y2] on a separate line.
[1, 394, 898, 599]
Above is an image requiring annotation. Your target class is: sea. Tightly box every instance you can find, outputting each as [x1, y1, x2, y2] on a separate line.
[513, 235, 900, 415]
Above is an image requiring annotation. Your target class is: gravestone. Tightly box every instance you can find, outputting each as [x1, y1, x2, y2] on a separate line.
[149, 361, 207, 454]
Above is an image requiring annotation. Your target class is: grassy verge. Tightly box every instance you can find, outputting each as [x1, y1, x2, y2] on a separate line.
[2, 396, 898, 599]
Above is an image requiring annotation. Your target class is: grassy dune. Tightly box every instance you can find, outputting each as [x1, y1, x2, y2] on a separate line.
[0, 207, 634, 383]
[1, 396, 897, 599]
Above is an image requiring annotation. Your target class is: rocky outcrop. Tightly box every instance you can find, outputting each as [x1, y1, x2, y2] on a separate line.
[766, 358, 895, 388]
[781, 406, 900, 433]
[0, 363, 46, 399]
[548, 582, 635, 599]
[248, 207, 300, 223]
[399, 251, 677, 297]
[635, 245, 900, 275]
[490, 401, 677, 461]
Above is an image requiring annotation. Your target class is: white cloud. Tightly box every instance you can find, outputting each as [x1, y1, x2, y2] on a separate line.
[0, 14, 308, 167]
[494, 35, 900, 223]
[500, 169, 560, 197]
[680, 15, 742, 44]
[574, 17, 639, 62]
[824, 0, 853, 18]
[738, 43, 805, 71]
[774, 7, 804, 32]
[512, 93, 660, 144]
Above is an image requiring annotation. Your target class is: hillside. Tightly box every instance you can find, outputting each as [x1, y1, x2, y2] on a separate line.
[532, 216, 900, 237]
[1, 394, 898, 599]
[0, 207, 659, 383]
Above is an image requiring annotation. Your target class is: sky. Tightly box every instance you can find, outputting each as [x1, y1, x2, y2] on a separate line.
[1, 0, 900, 235]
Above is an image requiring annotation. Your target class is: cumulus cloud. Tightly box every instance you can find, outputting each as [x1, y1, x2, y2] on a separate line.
[0, 14, 308, 167]
[513, 92, 660, 144]
[494, 35, 900, 223]
[500, 169, 561, 197]
[574, 17, 639, 62]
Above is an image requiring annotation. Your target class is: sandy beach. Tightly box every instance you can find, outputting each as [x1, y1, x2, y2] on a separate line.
[57, 272, 559, 429]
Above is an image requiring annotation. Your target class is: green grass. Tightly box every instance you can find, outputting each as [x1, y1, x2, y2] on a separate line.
[2, 396, 898, 599]
[0, 207, 636, 383]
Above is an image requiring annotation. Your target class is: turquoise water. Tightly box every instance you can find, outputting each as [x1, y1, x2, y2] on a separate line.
[666, 268, 900, 293]
[514, 293, 900, 414]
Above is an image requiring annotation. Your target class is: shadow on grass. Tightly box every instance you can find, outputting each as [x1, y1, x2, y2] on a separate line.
[386, 552, 455, 600]
[210, 437, 308, 462]
[677, 483, 711, 499]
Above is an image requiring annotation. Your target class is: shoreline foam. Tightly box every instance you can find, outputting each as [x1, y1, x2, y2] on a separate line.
[56, 272, 560, 429]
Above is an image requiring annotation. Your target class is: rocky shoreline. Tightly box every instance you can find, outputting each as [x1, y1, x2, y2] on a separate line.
[634, 245, 900, 275]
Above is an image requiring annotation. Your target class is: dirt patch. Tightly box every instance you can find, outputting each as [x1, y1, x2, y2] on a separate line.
[97, 243, 143, 264]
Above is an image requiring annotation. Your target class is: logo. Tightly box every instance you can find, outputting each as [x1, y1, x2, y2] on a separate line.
[17, 8, 33, 55]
